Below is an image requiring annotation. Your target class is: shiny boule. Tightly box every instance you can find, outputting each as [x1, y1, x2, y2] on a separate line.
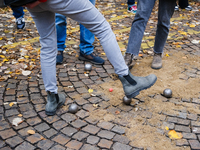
[163, 88, 172, 98]
[68, 103, 78, 114]
[85, 63, 92, 71]
[123, 96, 132, 105]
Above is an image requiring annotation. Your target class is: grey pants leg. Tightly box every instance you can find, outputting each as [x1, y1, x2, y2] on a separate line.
[28, 0, 128, 93]
[154, 0, 176, 53]
[126, 0, 176, 55]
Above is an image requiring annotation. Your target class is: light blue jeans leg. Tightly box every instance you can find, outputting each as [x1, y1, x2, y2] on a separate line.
[79, 0, 95, 55]
[55, 13, 67, 51]
[28, 0, 128, 92]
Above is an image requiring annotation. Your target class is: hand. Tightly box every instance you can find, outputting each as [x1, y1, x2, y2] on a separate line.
[24, 1, 41, 9]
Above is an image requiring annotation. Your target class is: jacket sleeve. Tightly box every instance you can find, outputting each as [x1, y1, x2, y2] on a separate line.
[38, 0, 47, 2]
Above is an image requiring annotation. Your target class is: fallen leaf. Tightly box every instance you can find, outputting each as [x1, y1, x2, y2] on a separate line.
[22, 70, 31, 76]
[18, 114, 23, 117]
[27, 130, 35, 135]
[90, 93, 96, 97]
[9, 102, 14, 107]
[88, 89, 93, 93]
[168, 130, 183, 139]
[138, 53, 143, 57]
[115, 110, 120, 115]
[190, 24, 196, 28]
[165, 126, 169, 130]
[93, 104, 99, 108]
[12, 118, 23, 126]
[165, 54, 169, 57]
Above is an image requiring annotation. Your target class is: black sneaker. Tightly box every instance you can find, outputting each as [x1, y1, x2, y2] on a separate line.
[16, 17, 25, 29]
[78, 52, 105, 65]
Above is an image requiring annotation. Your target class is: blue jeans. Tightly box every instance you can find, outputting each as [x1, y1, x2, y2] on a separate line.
[11, 6, 24, 19]
[126, 0, 176, 55]
[127, 0, 135, 6]
[56, 0, 95, 55]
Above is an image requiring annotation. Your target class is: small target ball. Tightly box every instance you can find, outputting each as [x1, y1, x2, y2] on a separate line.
[123, 96, 132, 105]
[163, 88, 172, 98]
[109, 88, 113, 92]
[68, 103, 78, 114]
[85, 63, 92, 71]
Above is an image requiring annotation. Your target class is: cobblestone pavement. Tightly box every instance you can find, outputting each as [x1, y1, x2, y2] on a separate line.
[0, 0, 200, 150]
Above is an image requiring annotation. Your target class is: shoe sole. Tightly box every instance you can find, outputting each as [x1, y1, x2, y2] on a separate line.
[56, 62, 63, 65]
[45, 100, 65, 116]
[126, 77, 157, 98]
[151, 65, 162, 70]
[78, 56, 104, 65]
[127, 10, 136, 13]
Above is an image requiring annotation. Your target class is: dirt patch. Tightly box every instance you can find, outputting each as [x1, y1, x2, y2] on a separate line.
[91, 51, 200, 150]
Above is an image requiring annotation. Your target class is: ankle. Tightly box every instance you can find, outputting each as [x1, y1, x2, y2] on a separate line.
[123, 73, 137, 85]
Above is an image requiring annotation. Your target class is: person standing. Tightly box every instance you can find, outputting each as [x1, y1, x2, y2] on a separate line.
[124, 0, 176, 70]
[56, 0, 104, 65]
[11, 6, 25, 29]
[25, 0, 157, 116]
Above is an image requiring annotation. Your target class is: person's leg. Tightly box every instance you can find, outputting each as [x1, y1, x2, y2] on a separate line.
[55, 13, 67, 64]
[11, 6, 24, 18]
[125, 0, 155, 68]
[28, 6, 66, 115]
[30, 0, 157, 100]
[152, 0, 176, 69]
[179, 0, 189, 9]
[179, 0, 192, 10]
[79, 0, 104, 65]
[10, 6, 25, 29]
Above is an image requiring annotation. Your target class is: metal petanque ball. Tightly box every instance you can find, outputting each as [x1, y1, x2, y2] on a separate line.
[123, 96, 132, 105]
[163, 88, 172, 98]
[68, 104, 78, 114]
[85, 63, 92, 71]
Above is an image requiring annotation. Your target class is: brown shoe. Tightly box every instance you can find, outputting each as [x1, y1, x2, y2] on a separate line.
[151, 53, 162, 69]
[124, 53, 135, 69]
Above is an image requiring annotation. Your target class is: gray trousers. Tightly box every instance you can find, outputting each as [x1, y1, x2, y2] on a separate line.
[126, 0, 176, 55]
[28, 0, 128, 93]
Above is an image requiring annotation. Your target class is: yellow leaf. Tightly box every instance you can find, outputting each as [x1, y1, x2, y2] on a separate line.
[24, 56, 29, 59]
[18, 58, 25, 62]
[176, 45, 181, 48]
[165, 126, 169, 130]
[190, 24, 196, 28]
[3, 58, 8, 62]
[9, 102, 14, 107]
[0, 55, 5, 58]
[88, 89, 93, 93]
[168, 130, 182, 139]
[27, 130, 35, 135]
[180, 31, 187, 35]
[150, 26, 154, 28]
[18, 114, 23, 117]
[165, 54, 169, 57]
[101, 53, 106, 55]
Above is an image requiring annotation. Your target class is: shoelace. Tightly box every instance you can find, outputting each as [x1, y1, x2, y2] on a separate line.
[16, 17, 25, 24]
